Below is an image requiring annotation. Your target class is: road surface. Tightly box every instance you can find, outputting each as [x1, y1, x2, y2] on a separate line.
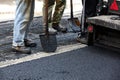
[0, 45, 120, 80]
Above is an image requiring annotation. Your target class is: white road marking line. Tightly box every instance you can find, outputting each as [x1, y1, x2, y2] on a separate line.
[0, 43, 87, 68]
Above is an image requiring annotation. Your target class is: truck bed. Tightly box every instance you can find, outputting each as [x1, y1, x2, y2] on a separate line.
[87, 15, 120, 31]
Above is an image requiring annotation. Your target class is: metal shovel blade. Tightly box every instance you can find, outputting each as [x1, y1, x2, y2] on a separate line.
[39, 33, 57, 52]
[68, 17, 81, 26]
[68, 0, 81, 33]
[68, 18, 81, 32]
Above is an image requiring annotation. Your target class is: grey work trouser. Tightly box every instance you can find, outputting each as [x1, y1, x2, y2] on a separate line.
[13, 0, 35, 46]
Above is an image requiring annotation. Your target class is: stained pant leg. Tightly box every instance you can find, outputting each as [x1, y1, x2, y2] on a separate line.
[13, 0, 35, 46]
[52, 0, 66, 24]
[42, 0, 66, 27]
[42, 0, 55, 27]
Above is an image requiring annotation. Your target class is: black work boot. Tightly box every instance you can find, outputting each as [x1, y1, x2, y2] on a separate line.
[24, 39, 37, 47]
[52, 23, 67, 33]
[12, 46, 31, 54]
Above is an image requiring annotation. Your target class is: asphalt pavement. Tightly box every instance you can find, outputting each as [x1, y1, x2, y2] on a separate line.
[0, 45, 120, 80]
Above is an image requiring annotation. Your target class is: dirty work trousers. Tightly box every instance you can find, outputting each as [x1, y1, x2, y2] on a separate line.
[81, 0, 98, 30]
[43, 0, 66, 26]
[13, 0, 35, 46]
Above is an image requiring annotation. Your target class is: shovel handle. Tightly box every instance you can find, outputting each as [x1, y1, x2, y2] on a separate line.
[70, 0, 74, 18]
[45, 0, 49, 35]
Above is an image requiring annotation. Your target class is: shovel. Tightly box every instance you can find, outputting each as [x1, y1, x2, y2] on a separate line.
[39, 0, 57, 52]
[81, 0, 86, 33]
[68, 0, 81, 33]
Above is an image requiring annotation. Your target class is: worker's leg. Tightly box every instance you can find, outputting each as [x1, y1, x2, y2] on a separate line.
[52, 0, 66, 24]
[52, 0, 67, 32]
[43, 0, 55, 26]
[13, 0, 35, 47]
[77, 0, 98, 43]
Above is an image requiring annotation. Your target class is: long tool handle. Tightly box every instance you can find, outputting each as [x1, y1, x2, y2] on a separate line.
[81, 0, 86, 32]
[70, 0, 74, 18]
[45, 0, 49, 35]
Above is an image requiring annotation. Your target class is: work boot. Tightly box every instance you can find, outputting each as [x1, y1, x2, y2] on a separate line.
[12, 46, 31, 54]
[24, 39, 37, 47]
[48, 27, 57, 34]
[52, 23, 67, 33]
[76, 32, 87, 44]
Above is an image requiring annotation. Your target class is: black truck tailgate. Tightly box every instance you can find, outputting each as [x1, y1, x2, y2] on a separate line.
[86, 15, 120, 50]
